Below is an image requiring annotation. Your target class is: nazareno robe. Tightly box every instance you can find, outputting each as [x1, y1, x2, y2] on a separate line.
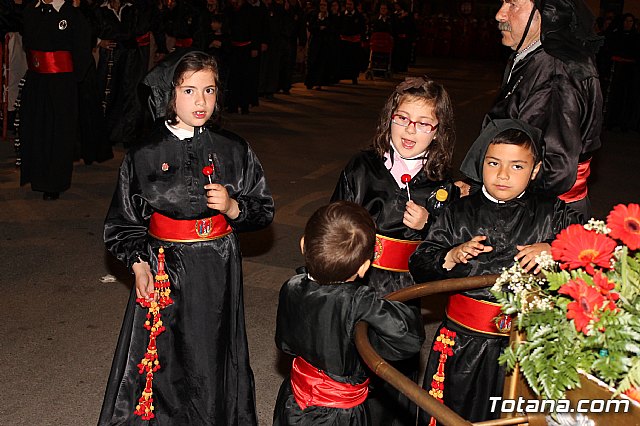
[409, 191, 583, 423]
[273, 274, 425, 426]
[331, 149, 457, 426]
[485, 46, 602, 198]
[19, 1, 92, 193]
[98, 122, 274, 425]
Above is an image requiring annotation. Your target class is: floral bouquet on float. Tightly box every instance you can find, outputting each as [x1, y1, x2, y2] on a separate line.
[491, 203, 640, 402]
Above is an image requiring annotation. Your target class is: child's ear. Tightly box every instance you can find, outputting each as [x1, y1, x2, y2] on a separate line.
[357, 259, 371, 278]
[530, 161, 542, 181]
[299, 236, 305, 255]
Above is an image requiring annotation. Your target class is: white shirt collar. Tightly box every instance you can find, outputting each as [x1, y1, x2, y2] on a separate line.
[37, 0, 65, 11]
[165, 121, 194, 140]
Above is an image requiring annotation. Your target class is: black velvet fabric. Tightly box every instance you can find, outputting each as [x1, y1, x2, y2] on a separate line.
[98, 122, 273, 425]
[485, 47, 602, 200]
[273, 274, 425, 425]
[409, 190, 583, 423]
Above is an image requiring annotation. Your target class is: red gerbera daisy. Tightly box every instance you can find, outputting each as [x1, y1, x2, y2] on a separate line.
[607, 203, 640, 250]
[558, 278, 609, 334]
[551, 224, 617, 275]
[592, 271, 620, 302]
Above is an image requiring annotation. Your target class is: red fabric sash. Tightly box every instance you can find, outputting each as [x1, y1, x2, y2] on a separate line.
[290, 357, 369, 410]
[372, 234, 420, 272]
[174, 38, 193, 48]
[340, 34, 361, 43]
[136, 32, 151, 46]
[148, 212, 232, 242]
[27, 50, 73, 73]
[559, 159, 591, 203]
[446, 294, 511, 336]
[231, 41, 251, 47]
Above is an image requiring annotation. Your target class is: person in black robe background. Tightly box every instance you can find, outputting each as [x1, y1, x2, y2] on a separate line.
[487, 0, 603, 218]
[410, 119, 583, 424]
[19, 0, 92, 200]
[98, 51, 273, 425]
[332, 76, 459, 426]
[273, 201, 424, 426]
[337, 0, 365, 84]
[304, 0, 338, 90]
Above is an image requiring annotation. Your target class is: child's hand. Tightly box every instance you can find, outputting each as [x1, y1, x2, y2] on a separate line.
[454, 180, 470, 197]
[205, 183, 240, 219]
[132, 261, 156, 305]
[443, 235, 493, 270]
[403, 200, 429, 230]
[515, 243, 551, 274]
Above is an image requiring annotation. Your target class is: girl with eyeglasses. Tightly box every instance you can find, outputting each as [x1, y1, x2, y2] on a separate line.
[331, 75, 459, 426]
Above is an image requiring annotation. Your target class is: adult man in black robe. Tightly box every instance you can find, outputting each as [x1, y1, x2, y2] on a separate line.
[485, 0, 603, 217]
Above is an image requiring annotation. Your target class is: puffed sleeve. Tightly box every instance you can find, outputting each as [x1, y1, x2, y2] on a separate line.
[103, 155, 154, 269]
[549, 198, 586, 238]
[409, 207, 472, 283]
[227, 146, 274, 233]
[354, 286, 425, 361]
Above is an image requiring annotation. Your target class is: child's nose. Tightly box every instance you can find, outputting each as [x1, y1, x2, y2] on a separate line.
[497, 166, 509, 180]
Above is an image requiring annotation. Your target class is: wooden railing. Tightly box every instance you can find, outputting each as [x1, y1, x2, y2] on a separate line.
[354, 275, 548, 426]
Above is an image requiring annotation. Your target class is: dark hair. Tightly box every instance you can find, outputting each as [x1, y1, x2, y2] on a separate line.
[372, 75, 455, 181]
[490, 129, 538, 163]
[303, 201, 375, 285]
[165, 51, 220, 126]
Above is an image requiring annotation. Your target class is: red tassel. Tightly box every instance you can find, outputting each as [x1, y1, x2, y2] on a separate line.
[428, 327, 456, 426]
[134, 247, 173, 420]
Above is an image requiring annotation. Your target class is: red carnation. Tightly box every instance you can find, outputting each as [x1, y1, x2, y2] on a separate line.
[607, 203, 640, 250]
[559, 278, 614, 334]
[551, 224, 617, 275]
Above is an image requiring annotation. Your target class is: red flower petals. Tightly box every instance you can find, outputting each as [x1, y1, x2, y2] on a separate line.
[551, 224, 617, 275]
[607, 203, 640, 250]
[559, 278, 616, 334]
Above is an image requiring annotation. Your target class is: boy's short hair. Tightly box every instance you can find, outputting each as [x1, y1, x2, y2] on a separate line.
[303, 201, 375, 285]
[490, 128, 538, 163]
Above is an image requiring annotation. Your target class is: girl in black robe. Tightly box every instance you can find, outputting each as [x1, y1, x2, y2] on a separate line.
[409, 119, 583, 424]
[331, 76, 459, 426]
[273, 201, 424, 426]
[98, 51, 274, 425]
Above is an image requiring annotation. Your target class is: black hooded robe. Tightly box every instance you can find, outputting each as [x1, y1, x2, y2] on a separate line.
[273, 274, 425, 426]
[98, 123, 274, 425]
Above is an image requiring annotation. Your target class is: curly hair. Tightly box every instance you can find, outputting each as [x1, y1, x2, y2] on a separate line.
[165, 51, 221, 127]
[372, 75, 455, 181]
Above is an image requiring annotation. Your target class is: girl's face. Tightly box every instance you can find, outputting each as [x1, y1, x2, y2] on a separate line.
[174, 69, 217, 132]
[390, 98, 438, 158]
[482, 142, 541, 201]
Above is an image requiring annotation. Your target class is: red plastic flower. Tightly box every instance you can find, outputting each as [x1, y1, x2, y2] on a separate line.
[607, 203, 640, 250]
[592, 271, 620, 302]
[558, 278, 613, 334]
[551, 224, 617, 274]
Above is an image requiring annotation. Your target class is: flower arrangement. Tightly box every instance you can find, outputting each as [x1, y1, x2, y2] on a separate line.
[491, 203, 640, 402]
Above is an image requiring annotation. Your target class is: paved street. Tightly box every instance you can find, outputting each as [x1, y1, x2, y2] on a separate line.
[1, 56, 638, 426]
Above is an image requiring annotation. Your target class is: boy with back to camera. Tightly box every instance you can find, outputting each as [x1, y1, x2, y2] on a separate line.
[273, 201, 425, 425]
[409, 119, 584, 423]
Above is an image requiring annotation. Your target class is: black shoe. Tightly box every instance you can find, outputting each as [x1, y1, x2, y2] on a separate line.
[43, 192, 59, 200]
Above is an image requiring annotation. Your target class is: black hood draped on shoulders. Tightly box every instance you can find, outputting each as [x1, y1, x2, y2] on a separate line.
[460, 119, 543, 183]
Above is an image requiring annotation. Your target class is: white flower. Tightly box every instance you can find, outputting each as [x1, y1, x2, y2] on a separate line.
[583, 219, 611, 234]
[535, 251, 555, 271]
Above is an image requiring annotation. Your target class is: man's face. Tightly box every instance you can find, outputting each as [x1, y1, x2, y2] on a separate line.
[495, 0, 541, 51]
[379, 4, 387, 16]
[346, 0, 354, 12]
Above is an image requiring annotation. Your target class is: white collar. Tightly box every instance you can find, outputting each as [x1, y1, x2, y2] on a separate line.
[482, 185, 525, 204]
[37, 0, 65, 12]
[165, 121, 195, 140]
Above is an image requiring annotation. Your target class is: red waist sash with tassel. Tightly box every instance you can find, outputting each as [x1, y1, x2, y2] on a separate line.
[372, 234, 421, 272]
[446, 294, 511, 336]
[290, 357, 370, 410]
[27, 50, 73, 73]
[148, 212, 232, 242]
[558, 159, 591, 203]
[136, 32, 151, 46]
